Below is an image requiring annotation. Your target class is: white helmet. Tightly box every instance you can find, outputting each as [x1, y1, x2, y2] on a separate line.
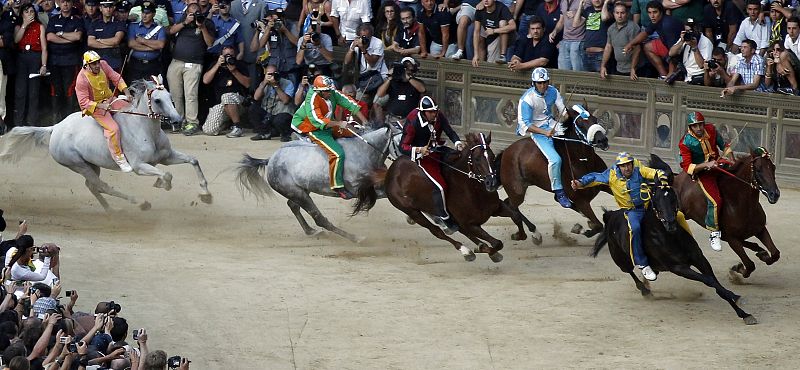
[531, 67, 550, 83]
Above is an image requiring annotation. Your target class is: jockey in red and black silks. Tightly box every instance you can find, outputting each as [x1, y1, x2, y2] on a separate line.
[678, 111, 733, 252]
[399, 96, 465, 234]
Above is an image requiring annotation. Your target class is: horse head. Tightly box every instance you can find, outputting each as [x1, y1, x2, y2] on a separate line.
[463, 132, 499, 192]
[128, 76, 183, 125]
[649, 182, 680, 233]
[567, 104, 609, 150]
[750, 147, 780, 204]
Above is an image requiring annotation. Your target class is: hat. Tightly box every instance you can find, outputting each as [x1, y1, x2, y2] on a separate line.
[615, 152, 634, 166]
[117, 0, 131, 11]
[531, 67, 549, 82]
[140, 0, 156, 12]
[418, 96, 438, 111]
[85, 0, 99, 5]
[99, 0, 114, 5]
[312, 75, 335, 91]
[32, 297, 58, 317]
[686, 111, 705, 125]
[400, 56, 418, 67]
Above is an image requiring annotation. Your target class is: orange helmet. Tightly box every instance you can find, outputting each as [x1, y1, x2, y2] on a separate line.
[312, 75, 335, 91]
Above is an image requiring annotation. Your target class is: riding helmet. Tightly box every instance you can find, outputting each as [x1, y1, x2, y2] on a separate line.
[83, 50, 102, 66]
[686, 111, 705, 125]
[615, 152, 634, 166]
[312, 75, 335, 91]
[531, 67, 550, 83]
[419, 96, 438, 111]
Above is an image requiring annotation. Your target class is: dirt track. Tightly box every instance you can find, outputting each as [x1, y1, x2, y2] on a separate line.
[1, 134, 798, 369]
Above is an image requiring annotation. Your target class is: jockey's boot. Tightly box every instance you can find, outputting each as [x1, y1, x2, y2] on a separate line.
[114, 154, 133, 173]
[709, 231, 723, 251]
[639, 265, 657, 281]
[554, 189, 573, 208]
[433, 216, 459, 235]
[334, 187, 354, 200]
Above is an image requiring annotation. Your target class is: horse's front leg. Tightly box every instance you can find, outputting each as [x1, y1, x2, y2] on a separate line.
[160, 150, 213, 204]
[754, 227, 781, 265]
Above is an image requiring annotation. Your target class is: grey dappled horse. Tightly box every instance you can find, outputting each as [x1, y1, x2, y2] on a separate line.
[0, 78, 213, 210]
[235, 126, 392, 242]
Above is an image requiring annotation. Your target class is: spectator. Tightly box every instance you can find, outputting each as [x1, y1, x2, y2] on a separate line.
[36, 0, 58, 26]
[768, 2, 787, 44]
[515, 0, 542, 47]
[418, 0, 454, 58]
[168, 3, 215, 135]
[472, 0, 516, 66]
[733, 0, 771, 54]
[334, 84, 369, 121]
[298, 0, 338, 45]
[125, 1, 167, 83]
[702, 0, 744, 50]
[88, 0, 127, 71]
[549, 0, 587, 71]
[116, 0, 134, 23]
[601, 2, 641, 80]
[4, 236, 59, 284]
[198, 45, 251, 136]
[250, 9, 299, 84]
[293, 69, 316, 105]
[84, 0, 101, 30]
[703, 46, 740, 87]
[764, 41, 798, 93]
[296, 21, 334, 76]
[46, 0, 84, 123]
[343, 23, 388, 98]
[130, 0, 172, 26]
[13, 3, 47, 127]
[784, 15, 799, 55]
[250, 63, 296, 141]
[668, 18, 713, 84]
[508, 15, 557, 71]
[722, 38, 765, 96]
[374, 1, 401, 48]
[624, 1, 685, 79]
[231, 0, 267, 89]
[663, 0, 704, 24]
[0, 8, 14, 133]
[6, 356, 29, 370]
[389, 7, 425, 56]
[448, 0, 481, 60]
[330, 0, 372, 45]
[208, 0, 245, 59]
[574, 0, 612, 72]
[374, 56, 426, 124]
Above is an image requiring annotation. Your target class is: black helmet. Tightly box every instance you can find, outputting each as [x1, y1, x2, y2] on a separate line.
[418, 96, 438, 111]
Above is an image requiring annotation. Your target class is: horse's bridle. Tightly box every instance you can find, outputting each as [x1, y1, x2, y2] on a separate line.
[748, 150, 774, 196]
[465, 133, 494, 182]
[112, 78, 167, 120]
[552, 115, 606, 148]
[641, 183, 677, 224]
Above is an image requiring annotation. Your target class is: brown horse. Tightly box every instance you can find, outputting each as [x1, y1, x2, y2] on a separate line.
[495, 107, 610, 240]
[353, 132, 540, 262]
[673, 147, 780, 280]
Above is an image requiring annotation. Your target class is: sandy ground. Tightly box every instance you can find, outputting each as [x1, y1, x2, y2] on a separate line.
[1, 133, 799, 369]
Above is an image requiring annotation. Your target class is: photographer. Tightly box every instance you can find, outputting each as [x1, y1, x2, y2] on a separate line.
[295, 21, 333, 77]
[4, 236, 60, 284]
[250, 63, 295, 141]
[668, 19, 713, 85]
[198, 45, 250, 136]
[344, 23, 388, 99]
[374, 56, 425, 125]
[703, 46, 739, 87]
[250, 8, 299, 85]
[208, 0, 245, 59]
[292, 67, 323, 106]
[167, 3, 216, 135]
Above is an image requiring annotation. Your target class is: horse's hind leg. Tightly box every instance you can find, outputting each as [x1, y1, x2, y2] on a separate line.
[497, 199, 542, 245]
[628, 272, 652, 297]
[670, 263, 756, 324]
[754, 228, 780, 265]
[292, 192, 362, 243]
[460, 224, 504, 263]
[572, 199, 603, 238]
[287, 199, 321, 236]
[405, 209, 475, 262]
[160, 150, 212, 204]
[68, 164, 145, 211]
[726, 238, 757, 280]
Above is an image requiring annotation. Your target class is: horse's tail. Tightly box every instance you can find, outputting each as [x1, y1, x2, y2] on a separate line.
[235, 154, 273, 201]
[590, 207, 611, 258]
[351, 168, 387, 216]
[0, 126, 54, 163]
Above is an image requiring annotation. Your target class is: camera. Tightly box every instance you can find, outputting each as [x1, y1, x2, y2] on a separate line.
[132, 329, 140, 340]
[251, 18, 268, 29]
[221, 54, 236, 66]
[665, 64, 686, 85]
[360, 35, 369, 46]
[273, 19, 283, 31]
[707, 59, 719, 69]
[168, 356, 184, 369]
[59, 336, 69, 344]
[312, 9, 319, 18]
[98, 300, 122, 314]
[391, 62, 406, 81]
[307, 63, 317, 79]
[68, 341, 84, 353]
[193, 11, 205, 22]
[683, 30, 695, 42]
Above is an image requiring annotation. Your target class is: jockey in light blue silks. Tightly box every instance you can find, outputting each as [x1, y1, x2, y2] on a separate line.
[516, 67, 573, 208]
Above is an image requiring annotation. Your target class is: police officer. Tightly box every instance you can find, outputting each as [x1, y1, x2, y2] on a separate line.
[209, 0, 244, 58]
[84, 0, 101, 30]
[46, 0, 85, 122]
[88, 0, 127, 71]
[125, 1, 167, 82]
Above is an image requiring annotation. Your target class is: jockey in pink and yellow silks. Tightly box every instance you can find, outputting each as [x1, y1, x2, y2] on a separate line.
[75, 51, 134, 172]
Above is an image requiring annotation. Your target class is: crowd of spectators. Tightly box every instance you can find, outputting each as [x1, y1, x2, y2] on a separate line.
[0, 0, 797, 139]
[0, 210, 189, 370]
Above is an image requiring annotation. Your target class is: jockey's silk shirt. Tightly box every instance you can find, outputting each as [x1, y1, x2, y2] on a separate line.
[75, 60, 128, 115]
[516, 84, 566, 136]
[291, 89, 360, 133]
[679, 123, 731, 176]
[577, 159, 664, 210]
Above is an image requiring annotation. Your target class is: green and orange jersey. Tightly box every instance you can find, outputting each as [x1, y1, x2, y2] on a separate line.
[291, 89, 360, 133]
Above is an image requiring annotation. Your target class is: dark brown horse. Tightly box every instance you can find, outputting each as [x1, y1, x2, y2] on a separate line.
[495, 107, 610, 240]
[353, 132, 539, 262]
[673, 147, 780, 280]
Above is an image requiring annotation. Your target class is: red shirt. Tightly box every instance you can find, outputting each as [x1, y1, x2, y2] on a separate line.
[18, 22, 43, 52]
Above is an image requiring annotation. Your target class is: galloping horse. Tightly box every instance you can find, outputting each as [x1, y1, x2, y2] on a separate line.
[673, 147, 780, 280]
[496, 106, 610, 239]
[353, 132, 540, 262]
[235, 127, 392, 243]
[593, 155, 756, 324]
[0, 78, 213, 210]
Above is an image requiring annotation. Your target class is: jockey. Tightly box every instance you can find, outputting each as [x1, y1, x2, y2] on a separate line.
[571, 152, 668, 282]
[75, 51, 134, 172]
[291, 75, 368, 199]
[678, 111, 732, 252]
[399, 96, 465, 235]
[517, 67, 572, 208]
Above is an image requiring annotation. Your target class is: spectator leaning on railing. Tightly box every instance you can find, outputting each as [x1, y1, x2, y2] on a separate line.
[508, 15, 557, 72]
[703, 46, 740, 87]
[668, 18, 713, 85]
[574, 0, 612, 72]
[722, 38, 765, 96]
[624, 1, 685, 79]
[600, 2, 641, 80]
[418, 0, 454, 58]
[389, 7, 425, 57]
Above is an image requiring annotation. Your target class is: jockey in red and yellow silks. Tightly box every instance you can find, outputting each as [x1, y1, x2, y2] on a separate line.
[678, 111, 733, 252]
[75, 51, 134, 172]
[290, 75, 368, 199]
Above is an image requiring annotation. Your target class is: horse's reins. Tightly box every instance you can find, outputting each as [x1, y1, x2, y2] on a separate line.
[109, 77, 168, 119]
[425, 134, 491, 182]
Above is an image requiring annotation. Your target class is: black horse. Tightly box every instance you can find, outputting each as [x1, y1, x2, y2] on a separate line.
[591, 155, 756, 325]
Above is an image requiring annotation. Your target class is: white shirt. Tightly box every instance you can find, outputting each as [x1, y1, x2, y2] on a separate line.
[784, 35, 800, 56]
[678, 35, 713, 81]
[330, 0, 372, 41]
[353, 36, 388, 77]
[733, 17, 771, 52]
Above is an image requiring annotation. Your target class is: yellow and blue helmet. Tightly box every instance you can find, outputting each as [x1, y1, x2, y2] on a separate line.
[615, 152, 634, 166]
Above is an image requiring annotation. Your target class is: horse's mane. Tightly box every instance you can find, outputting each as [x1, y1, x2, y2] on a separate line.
[125, 80, 152, 111]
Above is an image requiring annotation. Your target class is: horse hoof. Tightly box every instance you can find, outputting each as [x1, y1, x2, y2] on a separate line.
[305, 229, 323, 237]
[352, 235, 366, 244]
[571, 223, 583, 234]
[756, 251, 771, 263]
[406, 215, 416, 225]
[139, 201, 151, 211]
[743, 315, 758, 325]
[489, 252, 504, 263]
[728, 268, 746, 285]
[511, 232, 527, 241]
[641, 290, 653, 298]
[199, 193, 213, 204]
[460, 245, 476, 262]
[531, 231, 543, 246]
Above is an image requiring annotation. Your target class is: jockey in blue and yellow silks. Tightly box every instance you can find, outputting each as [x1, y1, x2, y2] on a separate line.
[571, 152, 667, 282]
[517, 67, 573, 208]
[291, 75, 368, 199]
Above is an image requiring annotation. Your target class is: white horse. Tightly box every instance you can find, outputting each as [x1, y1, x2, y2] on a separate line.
[0, 78, 213, 210]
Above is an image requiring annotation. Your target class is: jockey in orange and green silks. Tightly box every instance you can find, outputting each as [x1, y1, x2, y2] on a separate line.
[290, 76, 368, 199]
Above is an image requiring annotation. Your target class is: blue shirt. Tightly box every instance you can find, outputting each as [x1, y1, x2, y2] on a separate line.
[127, 21, 166, 60]
[208, 15, 243, 54]
[46, 14, 85, 66]
[171, 0, 187, 21]
[89, 18, 127, 69]
[263, 0, 287, 11]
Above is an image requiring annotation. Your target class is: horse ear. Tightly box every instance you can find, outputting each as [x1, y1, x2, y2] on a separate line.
[487, 131, 492, 145]
[583, 98, 589, 111]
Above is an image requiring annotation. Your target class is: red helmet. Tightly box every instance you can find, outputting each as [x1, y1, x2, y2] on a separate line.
[686, 111, 705, 125]
[312, 75, 335, 91]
